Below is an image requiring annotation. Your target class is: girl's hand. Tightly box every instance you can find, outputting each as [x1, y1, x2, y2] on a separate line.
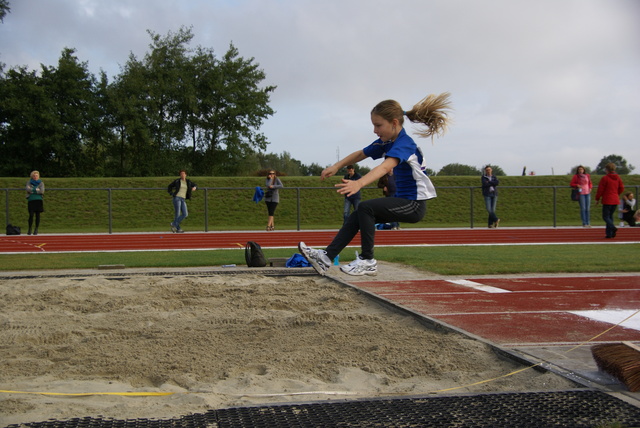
[336, 178, 362, 197]
[321, 165, 338, 181]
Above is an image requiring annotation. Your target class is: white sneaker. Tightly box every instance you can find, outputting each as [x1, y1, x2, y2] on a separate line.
[298, 242, 332, 275]
[340, 255, 377, 276]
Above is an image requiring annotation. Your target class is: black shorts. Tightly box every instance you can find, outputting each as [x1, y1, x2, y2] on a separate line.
[266, 201, 278, 216]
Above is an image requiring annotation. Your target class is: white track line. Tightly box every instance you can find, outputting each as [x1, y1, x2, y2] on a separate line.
[568, 309, 640, 332]
[446, 279, 511, 293]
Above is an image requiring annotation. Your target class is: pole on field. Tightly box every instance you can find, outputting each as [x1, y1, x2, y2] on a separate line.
[204, 188, 209, 232]
[470, 187, 474, 229]
[108, 189, 113, 234]
[296, 187, 301, 231]
[4, 189, 9, 227]
[553, 187, 557, 228]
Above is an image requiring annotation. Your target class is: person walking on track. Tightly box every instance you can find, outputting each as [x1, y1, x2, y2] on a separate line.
[595, 162, 624, 239]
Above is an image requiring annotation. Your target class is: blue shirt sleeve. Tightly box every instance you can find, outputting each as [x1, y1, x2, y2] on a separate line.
[363, 139, 389, 160]
[362, 129, 414, 162]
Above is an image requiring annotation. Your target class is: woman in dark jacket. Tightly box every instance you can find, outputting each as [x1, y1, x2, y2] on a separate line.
[26, 170, 44, 235]
[481, 166, 500, 228]
[167, 170, 197, 233]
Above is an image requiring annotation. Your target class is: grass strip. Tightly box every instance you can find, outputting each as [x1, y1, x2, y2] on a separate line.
[1, 244, 637, 275]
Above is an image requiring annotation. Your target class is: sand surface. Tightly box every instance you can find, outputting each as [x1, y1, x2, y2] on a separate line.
[0, 267, 576, 426]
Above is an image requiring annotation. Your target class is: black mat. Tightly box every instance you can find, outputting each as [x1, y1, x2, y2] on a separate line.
[6, 389, 640, 428]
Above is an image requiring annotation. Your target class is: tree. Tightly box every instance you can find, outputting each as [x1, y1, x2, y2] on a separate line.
[112, 27, 276, 176]
[1, 26, 278, 177]
[256, 151, 304, 176]
[107, 54, 155, 176]
[84, 70, 116, 176]
[0, 66, 54, 175]
[438, 163, 481, 176]
[192, 43, 276, 175]
[303, 162, 325, 176]
[140, 27, 194, 174]
[39, 48, 101, 176]
[0, 49, 103, 177]
[594, 154, 635, 175]
[0, 0, 10, 22]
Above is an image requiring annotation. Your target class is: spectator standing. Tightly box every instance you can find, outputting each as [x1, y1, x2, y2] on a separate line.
[570, 165, 593, 227]
[167, 170, 197, 233]
[595, 162, 624, 238]
[265, 170, 283, 231]
[26, 170, 44, 235]
[481, 166, 500, 228]
[342, 165, 362, 224]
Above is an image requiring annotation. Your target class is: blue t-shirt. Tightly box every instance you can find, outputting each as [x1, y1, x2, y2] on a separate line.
[363, 128, 436, 200]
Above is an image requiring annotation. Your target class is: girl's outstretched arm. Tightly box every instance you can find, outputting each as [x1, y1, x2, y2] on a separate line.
[321, 150, 367, 180]
[337, 157, 399, 197]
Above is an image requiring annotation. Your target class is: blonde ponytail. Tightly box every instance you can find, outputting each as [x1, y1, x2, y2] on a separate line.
[405, 92, 452, 139]
[371, 92, 452, 140]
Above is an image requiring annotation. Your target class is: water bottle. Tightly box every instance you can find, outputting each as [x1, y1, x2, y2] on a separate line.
[333, 255, 340, 266]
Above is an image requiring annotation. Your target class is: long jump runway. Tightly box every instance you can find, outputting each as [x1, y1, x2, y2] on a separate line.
[351, 275, 640, 347]
[348, 272, 640, 393]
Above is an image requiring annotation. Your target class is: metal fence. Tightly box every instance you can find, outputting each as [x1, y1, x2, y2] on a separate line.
[3, 185, 639, 233]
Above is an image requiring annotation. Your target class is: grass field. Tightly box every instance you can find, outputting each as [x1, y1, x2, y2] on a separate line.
[2, 175, 639, 275]
[1, 244, 638, 275]
[2, 175, 640, 233]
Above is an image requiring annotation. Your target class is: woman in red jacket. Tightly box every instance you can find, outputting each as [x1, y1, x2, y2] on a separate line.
[595, 162, 625, 238]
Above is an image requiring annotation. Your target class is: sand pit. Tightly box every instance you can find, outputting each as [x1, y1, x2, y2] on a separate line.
[0, 270, 576, 425]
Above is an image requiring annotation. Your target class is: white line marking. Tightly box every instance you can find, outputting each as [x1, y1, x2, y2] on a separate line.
[446, 279, 511, 293]
[377, 288, 640, 297]
[568, 309, 640, 332]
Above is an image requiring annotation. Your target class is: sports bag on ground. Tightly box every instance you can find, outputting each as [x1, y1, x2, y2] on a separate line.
[245, 241, 267, 267]
[6, 224, 21, 235]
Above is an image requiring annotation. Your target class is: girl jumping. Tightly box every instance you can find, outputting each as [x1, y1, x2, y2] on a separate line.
[299, 93, 452, 276]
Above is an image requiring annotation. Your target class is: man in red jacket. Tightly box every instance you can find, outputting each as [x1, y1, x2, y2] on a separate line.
[595, 162, 625, 238]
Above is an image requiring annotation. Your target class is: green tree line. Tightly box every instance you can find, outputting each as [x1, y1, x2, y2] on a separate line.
[0, 27, 303, 177]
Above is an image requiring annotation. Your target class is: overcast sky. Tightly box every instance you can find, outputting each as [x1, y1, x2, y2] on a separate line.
[1, 0, 639, 176]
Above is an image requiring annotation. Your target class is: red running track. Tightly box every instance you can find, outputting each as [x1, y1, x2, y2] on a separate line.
[1, 227, 639, 253]
[353, 275, 640, 346]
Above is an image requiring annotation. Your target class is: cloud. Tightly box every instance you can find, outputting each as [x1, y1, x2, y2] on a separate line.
[1, 0, 638, 175]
